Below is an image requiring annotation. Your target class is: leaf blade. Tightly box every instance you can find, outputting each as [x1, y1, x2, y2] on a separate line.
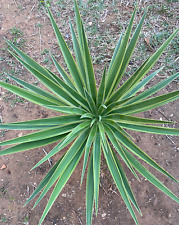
[117, 122, 179, 135]
[8, 74, 65, 106]
[86, 152, 95, 225]
[105, 7, 137, 98]
[107, 123, 178, 182]
[102, 142, 139, 225]
[0, 134, 66, 156]
[0, 123, 79, 146]
[109, 91, 179, 115]
[104, 124, 139, 180]
[81, 24, 97, 102]
[38, 141, 86, 225]
[31, 121, 91, 170]
[93, 129, 101, 214]
[123, 148, 179, 203]
[0, 115, 81, 130]
[105, 114, 173, 124]
[0, 81, 60, 107]
[46, 6, 85, 95]
[125, 72, 179, 105]
[81, 123, 97, 184]
[24, 156, 64, 206]
[34, 130, 89, 210]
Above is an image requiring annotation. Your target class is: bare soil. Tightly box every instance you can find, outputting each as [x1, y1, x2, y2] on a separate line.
[0, 0, 178, 225]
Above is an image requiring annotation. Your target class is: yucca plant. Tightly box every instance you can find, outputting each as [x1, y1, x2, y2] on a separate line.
[0, 1, 179, 224]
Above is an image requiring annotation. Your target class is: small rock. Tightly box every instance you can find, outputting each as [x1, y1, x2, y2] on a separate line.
[0, 164, 7, 170]
[18, 132, 23, 137]
[102, 213, 106, 218]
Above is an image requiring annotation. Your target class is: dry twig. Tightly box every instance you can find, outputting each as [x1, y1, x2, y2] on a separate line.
[42, 148, 52, 166]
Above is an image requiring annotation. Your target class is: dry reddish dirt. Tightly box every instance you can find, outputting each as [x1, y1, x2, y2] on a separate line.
[0, 0, 179, 225]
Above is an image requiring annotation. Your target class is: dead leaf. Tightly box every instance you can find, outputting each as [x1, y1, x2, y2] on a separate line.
[144, 37, 154, 51]
[0, 164, 7, 170]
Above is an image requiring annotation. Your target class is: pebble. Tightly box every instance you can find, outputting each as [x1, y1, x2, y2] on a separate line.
[102, 213, 106, 218]
[18, 132, 23, 137]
